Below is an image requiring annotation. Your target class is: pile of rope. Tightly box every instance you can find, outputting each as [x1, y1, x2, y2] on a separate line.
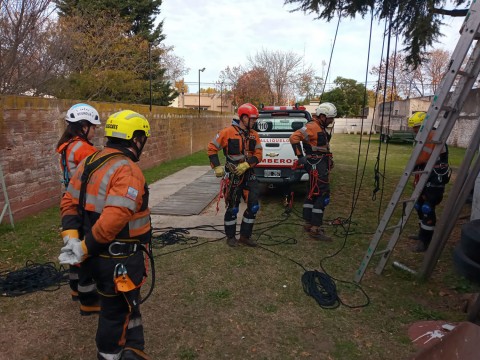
[0, 261, 68, 297]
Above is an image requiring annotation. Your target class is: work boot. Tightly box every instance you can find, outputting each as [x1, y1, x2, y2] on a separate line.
[309, 227, 332, 242]
[227, 236, 238, 247]
[121, 348, 151, 360]
[303, 223, 312, 232]
[71, 290, 79, 301]
[411, 241, 428, 253]
[239, 235, 257, 247]
[80, 304, 101, 316]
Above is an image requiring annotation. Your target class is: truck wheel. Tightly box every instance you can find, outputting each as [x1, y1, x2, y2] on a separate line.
[453, 244, 480, 285]
[460, 219, 480, 263]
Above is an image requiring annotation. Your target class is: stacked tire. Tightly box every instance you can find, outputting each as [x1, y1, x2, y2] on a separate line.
[453, 219, 480, 323]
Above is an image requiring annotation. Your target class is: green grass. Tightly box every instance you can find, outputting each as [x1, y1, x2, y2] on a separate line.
[1, 135, 479, 360]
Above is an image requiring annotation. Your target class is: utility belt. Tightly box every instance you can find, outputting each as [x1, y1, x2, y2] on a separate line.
[100, 240, 145, 258]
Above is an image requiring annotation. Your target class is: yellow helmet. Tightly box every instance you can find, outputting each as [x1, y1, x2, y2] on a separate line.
[105, 110, 150, 139]
[408, 112, 426, 128]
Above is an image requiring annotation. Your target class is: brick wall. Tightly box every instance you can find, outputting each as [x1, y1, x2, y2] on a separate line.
[0, 95, 231, 221]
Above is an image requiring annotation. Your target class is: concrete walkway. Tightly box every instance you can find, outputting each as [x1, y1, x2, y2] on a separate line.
[149, 166, 245, 239]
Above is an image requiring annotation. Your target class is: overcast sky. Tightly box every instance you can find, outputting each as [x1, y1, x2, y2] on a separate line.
[160, 0, 465, 93]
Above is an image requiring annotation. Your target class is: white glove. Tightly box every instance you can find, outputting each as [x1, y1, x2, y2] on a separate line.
[58, 237, 87, 265]
[61, 229, 80, 245]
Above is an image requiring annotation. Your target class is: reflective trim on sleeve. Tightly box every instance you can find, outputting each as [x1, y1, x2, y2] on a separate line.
[212, 139, 222, 149]
[85, 193, 106, 213]
[98, 159, 130, 200]
[255, 144, 262, 149]
[105, 195, 137, 211]
[129, 215, 150, 231]
[67, 141, 83, 178]
[423, 146, 433, 154]
[69, 187, 80, 199]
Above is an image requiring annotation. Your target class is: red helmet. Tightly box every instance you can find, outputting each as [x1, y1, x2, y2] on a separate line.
[237, 103, 259, 119]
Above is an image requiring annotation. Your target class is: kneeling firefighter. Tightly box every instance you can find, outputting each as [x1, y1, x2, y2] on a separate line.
[207, 103, 263, 247]
[59, 110, 153, 359]
[408, 111, 451, 253]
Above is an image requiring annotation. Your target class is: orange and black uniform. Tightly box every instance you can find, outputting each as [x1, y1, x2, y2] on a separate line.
[413, 130, 450, 249]
[57, 136, 97, 188]
[290, 119, 333, 227]
[208, 119, 263, 239]
[56, 136, 97, 306]
[61, 146, 151, 358]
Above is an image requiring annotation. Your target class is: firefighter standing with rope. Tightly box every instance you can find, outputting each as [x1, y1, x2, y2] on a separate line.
[290, 102, 337, 241]
[56, 103, 101, 313]
[408, 111, 451, 253]
[59, 110, 152, 360]
[208, 103, 263, 247]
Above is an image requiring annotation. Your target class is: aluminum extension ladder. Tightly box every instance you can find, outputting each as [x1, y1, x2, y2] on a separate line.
[354, 0, 480, 283]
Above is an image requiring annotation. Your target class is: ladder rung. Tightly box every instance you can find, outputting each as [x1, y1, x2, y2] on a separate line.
[385, 225, 401, 231]
[412, 170, 428, 175]
[441, 105, 453, 112]
[401, 198, 416, 203]
[457, 70, 474, 78]
[375, 249, 390, 256]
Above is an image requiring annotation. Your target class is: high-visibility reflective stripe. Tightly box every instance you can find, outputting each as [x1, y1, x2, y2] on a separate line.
[212, 139, 222, 149]
[242, 218, 255, 224]
[78, 283, 97, 293]
[312, 208, 324, 214]
[420, 223, 435, 231]
[423, 146, 433, 154]
[97, 351, 122, 360]
[98, 160, 130, 200]
[67, 141, 83, 177]
[128, 317, 143, 329]
[303, 204, 314, 209]
[300, 128, 308, 140]
[68, 186, 80, 198]
[255, 144, 262, 149]
[106, 195, 136, 211]
[227, 154, 245, 161]
[69, 273, 79, 280]
[129, 215, 150, 230]
[311, 146, 329, 152]
[225, 219, 237, 226]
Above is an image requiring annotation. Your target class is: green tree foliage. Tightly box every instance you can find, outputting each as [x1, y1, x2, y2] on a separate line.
[55, 0, 164, 43]
[321, 77, 369, 117]
[53, 1, 176, 105]
[284, 0, 468, 67]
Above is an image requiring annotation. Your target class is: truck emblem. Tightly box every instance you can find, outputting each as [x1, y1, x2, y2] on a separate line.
[266, 152, 279, 157]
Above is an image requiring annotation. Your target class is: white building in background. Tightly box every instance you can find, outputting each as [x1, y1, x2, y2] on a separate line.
[170, 92, 234, 113]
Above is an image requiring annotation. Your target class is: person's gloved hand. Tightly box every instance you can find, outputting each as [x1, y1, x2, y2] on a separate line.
[234, 162, 250, 176]
[58, 237, 88, 265]
[297, 156, 308, 166]
[61, 229, 79, 245]
[214, 166, 225, 178]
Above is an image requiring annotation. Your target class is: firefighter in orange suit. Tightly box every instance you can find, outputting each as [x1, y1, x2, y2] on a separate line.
[56, 103, 101, 310]
[289, 102, 336, 242]
[59, 110, 152, 360]
[208, 103, 263, 247]
[408, 111, 450, 253]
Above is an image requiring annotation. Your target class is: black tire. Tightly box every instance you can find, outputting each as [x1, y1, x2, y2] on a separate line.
[453, 244, 480, 285]
[460, 219, 480, 263]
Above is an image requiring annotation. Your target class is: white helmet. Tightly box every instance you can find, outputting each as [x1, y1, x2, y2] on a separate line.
[316, 102, 337, 118]
[65, 103, 101, 125]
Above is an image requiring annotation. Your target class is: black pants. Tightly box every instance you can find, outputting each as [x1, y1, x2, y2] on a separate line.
[303, 157, 330, 227]
[224, 171, 260, 238]
[88, 251, 147, 358]
[415, 185, 445, 246]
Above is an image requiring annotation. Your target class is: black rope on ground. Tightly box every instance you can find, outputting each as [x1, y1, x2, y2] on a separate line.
[301, 270, 339, 309]
[0, 261, 68, 297]
[151, 228, 199, 247]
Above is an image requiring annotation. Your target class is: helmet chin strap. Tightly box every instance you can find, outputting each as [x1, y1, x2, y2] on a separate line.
[130, 137, 147, 162]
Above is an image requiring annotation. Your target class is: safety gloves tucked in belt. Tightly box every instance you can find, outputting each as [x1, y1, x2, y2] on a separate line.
[214, 165, 225, 178]
[234, 162, 250, 176]
[58, 230, 88, 265]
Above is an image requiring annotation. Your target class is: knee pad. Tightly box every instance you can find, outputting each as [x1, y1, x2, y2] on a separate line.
[421, 203, 432, 215]
[323, 195, 330, 207]
[414, 202, 420, 211]
[232, 207, 239, 215]
[249, 204, 260, 214]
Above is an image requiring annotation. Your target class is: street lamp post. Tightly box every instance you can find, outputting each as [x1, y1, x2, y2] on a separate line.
[198, 67, 205, 114]
[220, 82, 224, 114]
